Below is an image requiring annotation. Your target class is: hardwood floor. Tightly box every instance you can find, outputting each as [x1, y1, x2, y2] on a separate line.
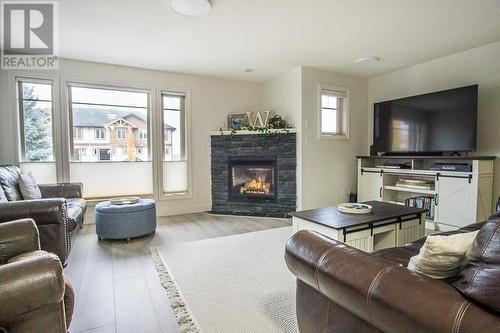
[65, 212, 291, 333]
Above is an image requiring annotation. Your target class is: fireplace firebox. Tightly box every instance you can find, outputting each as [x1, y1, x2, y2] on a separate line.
[229, 159, 277, 202]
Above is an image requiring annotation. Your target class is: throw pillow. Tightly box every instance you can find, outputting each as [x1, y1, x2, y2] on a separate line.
[453, 214, 500, 313]
[19, 173, 42, 200]
[0, 185, 7, 203]
[407, 230, 479, 279]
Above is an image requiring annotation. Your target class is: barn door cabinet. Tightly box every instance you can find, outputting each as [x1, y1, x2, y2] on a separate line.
[357, 156, 495, 231]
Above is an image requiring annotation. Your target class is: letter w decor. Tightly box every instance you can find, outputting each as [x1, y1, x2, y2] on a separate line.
[245, 111, 272, 128]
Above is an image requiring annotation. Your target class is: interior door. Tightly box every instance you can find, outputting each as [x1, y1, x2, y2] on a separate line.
[358, 171, 383, 202]
[436, 176, 475, 228]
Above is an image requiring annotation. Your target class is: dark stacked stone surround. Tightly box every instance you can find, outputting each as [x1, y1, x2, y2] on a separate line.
[210, 133, 296, 217]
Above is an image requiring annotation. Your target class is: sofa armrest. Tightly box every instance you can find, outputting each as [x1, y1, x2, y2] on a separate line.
[39, 183, 83, 199]
[0, 199, 67, 226]
[0, 251, 65, 323]
[285, 230, 500, 333]
[0, 219, 40, 264]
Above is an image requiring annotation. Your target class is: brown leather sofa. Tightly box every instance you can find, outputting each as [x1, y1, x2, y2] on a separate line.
[285, 212, 500, 333]
[0, 165, 86, 265]
[0, 219, 74, 333]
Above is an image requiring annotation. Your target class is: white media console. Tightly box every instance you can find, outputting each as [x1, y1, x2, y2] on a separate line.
[357, 156, 496, 231]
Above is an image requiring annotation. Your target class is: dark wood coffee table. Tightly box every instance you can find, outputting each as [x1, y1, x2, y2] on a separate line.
[290, 201, 428, 252]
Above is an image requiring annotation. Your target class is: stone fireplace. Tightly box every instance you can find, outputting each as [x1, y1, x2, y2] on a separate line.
[210, 132, 296, 217]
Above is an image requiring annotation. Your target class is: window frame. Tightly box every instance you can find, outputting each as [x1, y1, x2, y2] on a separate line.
[318, 84, 350, 140]
[94, 127, 105, 140]
[138, 128, 148, 140]
[115, 127, 127, 140]
[73, 127, 83, 140]
[67, 81, 151, 163]
[157, 88, 192, 200]
[17, 78, 56, 162]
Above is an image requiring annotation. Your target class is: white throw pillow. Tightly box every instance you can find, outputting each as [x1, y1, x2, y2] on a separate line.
[19, 173, 42, 200]
[407, 231, 479, 279]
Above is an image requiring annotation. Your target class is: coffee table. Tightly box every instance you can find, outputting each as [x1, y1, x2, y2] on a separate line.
[290, 201, 427, 252]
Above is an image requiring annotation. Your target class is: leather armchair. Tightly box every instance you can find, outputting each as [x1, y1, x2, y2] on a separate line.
[0, 219, 74, 333]
[0, 165, 87, 265]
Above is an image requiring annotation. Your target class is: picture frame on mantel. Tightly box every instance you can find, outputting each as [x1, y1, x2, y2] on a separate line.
[227, 113, 247, 130]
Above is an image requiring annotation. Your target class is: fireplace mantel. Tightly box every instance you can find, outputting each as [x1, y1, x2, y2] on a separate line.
[209, 128, 297, 136]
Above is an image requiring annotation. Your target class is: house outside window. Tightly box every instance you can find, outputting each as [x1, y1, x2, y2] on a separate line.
[95, 128, 105, 139]
[116, 127, 127, 140]
[18, 80, 54, 162]
[319, 85, 349, 139]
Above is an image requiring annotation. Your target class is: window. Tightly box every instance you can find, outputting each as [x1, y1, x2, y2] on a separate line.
[18, 80, 54, 161]
[162, 94, 185, 161]
[116, 127, 127, 140]
[81, 148, 87, 156]
[122, 146, 128, 155]
[95, 128, 105, 139]
[320, 86, 349, 138]
[162, 92, 188, 194]
[68, 83, 149, 162]
[138, 129, 148, 140]
[74, 127, 83, 140]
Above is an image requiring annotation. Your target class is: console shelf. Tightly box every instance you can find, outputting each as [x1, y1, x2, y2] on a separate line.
[384, 185, 437, 195]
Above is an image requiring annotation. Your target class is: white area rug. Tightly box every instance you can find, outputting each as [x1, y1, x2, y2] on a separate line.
[151, 227, 298, 333]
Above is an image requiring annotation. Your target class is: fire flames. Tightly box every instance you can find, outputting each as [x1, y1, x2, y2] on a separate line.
[240, 176, 270, 195]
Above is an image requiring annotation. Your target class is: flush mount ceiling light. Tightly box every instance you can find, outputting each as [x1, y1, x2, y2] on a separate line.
[355, 57, 380, 65]
[170, 0, 211, 16]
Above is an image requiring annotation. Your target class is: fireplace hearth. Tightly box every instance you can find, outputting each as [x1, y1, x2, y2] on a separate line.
[210, 132, 296, 217]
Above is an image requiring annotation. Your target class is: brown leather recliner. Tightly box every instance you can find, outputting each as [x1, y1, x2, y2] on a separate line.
[285, 212, 500, 333]
[0, 165, 87, 265]
[0, 219, 74, 333]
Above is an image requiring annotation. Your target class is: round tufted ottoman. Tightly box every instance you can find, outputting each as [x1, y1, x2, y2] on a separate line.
[95, 199, 156, 241]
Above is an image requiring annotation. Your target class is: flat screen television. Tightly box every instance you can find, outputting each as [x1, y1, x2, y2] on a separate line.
[373, 85, 478, 154]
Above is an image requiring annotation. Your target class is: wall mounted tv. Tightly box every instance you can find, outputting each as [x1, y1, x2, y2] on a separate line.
[373, 84, 478, 154]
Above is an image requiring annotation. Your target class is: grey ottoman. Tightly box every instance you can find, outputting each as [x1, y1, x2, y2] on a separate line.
[95, 199, 156, 241]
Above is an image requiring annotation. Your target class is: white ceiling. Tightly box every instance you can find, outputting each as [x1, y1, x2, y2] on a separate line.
[60, 0, 500, 82]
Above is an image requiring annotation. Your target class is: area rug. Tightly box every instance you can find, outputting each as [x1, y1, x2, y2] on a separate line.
[150, 227, 298, 333]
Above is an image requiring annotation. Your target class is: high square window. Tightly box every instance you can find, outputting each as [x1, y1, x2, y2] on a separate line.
[319, 86, 349, 139]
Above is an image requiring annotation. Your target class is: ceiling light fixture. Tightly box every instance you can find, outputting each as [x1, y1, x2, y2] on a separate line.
[170, 0, 211, 16]
[354, 57, 380, 65]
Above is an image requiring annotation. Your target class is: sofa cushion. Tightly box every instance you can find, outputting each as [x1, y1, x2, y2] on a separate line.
[19, 173, 42, 200]
[407, 230, 479, 279]
[67, 199, 86, 232]
[0, 185, 7, 203]
[0, 165, 23, 201]
[453, 213, 500, 312]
